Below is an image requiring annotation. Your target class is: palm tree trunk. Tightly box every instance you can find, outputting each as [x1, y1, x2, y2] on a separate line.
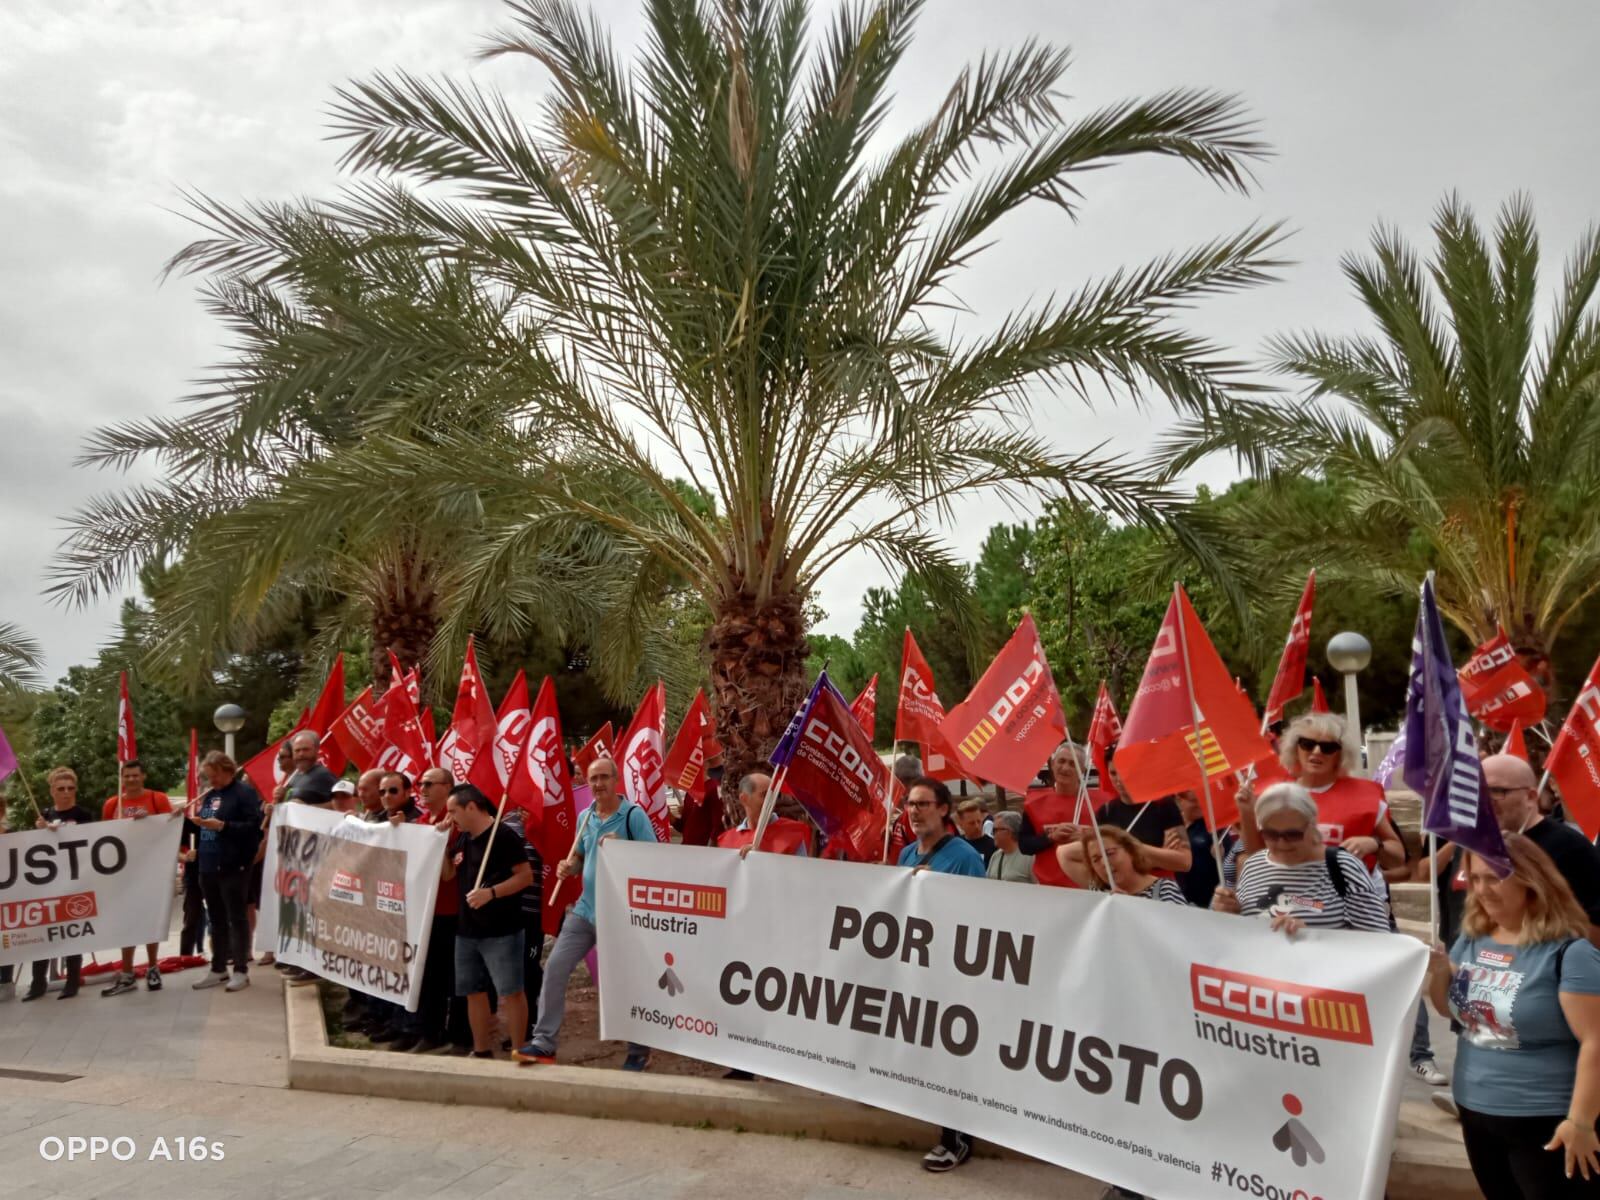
[367, 549, 441, 688]
[706, 590, 811, 807]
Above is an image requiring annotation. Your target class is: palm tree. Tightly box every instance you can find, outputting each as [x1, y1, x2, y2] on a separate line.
[52, 200, 680, 694]
[1163, 194, 1600, 668]
[0, 622, 43, 695]
[313, 0, 1281, 772]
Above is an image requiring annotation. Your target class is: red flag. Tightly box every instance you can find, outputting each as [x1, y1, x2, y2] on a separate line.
[850, 675, 879, 741]
[894, 630, 967, 782]
[117, 671, 137, 764]
[1504, 720, 1529, 763]
[618, 682, 670, 841]
[1546, 654, 1600, 838]
[1087, 681, 1122, 786]
[1263, 571, 1315, 727]
[439, 640, 499, 787]
[186, 728, 200, 814]
[418, 707, 437, 764]
[330, 687, 383, 773]
[940, 615, 1066, 793]
[663, 688, 721, 792]
[1459, 628, 1547, 732]
[480, 670, 531, 798]
[573, 722, 615, 778]
[375, 676, 430, 779]
[241, 734, 291, 800]
[1310, 677, 1330, 714]
[305, 654, 348, 774]
[776, 676, 892, 861]
[1115, 586, 1275, 831]
[519, 677, 577, 934]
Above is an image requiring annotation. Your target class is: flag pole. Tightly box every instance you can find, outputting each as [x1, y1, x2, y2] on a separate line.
[546, 806, 594, 910]
[472, 796, 509, 891]
[1427, 830, 1440, 946]
[1062, 723, 1116, 894]
[13, 761, 46, 824]
[747, 766, 788, 853]
[1171, 582, 1229, 885]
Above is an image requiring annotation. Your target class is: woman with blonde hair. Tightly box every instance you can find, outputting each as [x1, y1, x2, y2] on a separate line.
[1239, 711, 1402, 874]
[1059, 823, 1187, 904]
[1426, 835, 1600, 1196]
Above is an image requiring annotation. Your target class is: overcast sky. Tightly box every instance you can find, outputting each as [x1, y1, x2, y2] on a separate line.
[3, 0, 1598, 684]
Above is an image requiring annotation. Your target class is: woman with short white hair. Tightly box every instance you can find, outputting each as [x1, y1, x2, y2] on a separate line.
[1240, 711, 1403, 875]
[1213, 783, 1390, 935]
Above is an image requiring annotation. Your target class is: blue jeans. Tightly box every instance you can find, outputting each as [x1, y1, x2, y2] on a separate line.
[1410, 998, 1434, 1065]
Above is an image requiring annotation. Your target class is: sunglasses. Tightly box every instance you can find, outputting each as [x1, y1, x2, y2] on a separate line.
[380, 786, 404, 796]
[1296, 737, 1342, 756]
[1261, 827, 1308, 843]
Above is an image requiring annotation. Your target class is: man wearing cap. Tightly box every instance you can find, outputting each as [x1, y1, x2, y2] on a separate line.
[331, 778, 357, 813]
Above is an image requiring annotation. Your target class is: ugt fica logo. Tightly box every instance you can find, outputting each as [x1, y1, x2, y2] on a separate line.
[657, 952, 684, 997]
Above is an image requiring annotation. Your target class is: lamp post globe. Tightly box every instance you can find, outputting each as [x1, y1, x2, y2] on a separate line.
[213, 703, 247, 761]
[1325, 632, 1372, 769]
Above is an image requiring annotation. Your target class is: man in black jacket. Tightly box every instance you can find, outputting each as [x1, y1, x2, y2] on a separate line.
[191, 752, 263, 993]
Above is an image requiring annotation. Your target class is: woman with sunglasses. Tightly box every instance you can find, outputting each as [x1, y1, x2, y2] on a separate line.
[1239, 713, 1403, 877]
[1212, 783, 1390, 935]
[1425, 835, 1600, 1196]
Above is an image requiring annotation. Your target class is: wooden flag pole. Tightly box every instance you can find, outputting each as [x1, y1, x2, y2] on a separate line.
[546, 806, 593, 909]
[1171, 582, 1229, 886]
[1062, 724, 1117, 894]
[472, 796, 509, 891]
[1427, 831, 1440, 946]
[13, 761, 46, 825]
[747, 766, 789, 856]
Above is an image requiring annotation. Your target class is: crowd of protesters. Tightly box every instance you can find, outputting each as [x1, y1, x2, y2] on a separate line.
[5, 705, 1600, 1199]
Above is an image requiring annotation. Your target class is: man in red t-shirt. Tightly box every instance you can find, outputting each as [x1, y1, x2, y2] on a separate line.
[101, 760, 175, 997]
[717, 772, 811, 856]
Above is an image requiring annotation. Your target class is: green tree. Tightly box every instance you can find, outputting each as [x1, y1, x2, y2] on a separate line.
[1164, 194, 1600, 676]
[319, 0, 1280, 775]
[973, 523, 1035, 656]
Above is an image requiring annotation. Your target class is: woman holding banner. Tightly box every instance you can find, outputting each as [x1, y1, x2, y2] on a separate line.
[1211, 783, 1389, 934]
[1059, 825, 1187, 904]
[1427, 835, 1600, 1197]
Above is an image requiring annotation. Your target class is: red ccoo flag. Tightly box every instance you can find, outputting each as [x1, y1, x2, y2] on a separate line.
[482, 671, 531, 798]
[330, 687, 382, 773]
[439, 639, 499, 788]
[1087, 681, 1122, 787]
[375, 675, 430, 779]
[895, 630, 967, 782]
[663, 688, 721, 792]
[1263, 571, 1315, 728]
[1310, 677, 1330, 714]
[1544, 653, 1600, 838]
[1116, 585, 1275, 830]
[850, 675, 880, 741]
[619, 683, 670, 841]
[1459, 627, 1547, 732]
[941, 614, 1066, 794]
[771, 672, 893, 861]
[117, 671, 138, 765]
[1504, 720, 1530, 763]
[573, 722, 614, 777]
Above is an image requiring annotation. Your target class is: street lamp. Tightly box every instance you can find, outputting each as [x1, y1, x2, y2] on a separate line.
[1326, 632, 1372, 769]
[213, 703, 247, 761]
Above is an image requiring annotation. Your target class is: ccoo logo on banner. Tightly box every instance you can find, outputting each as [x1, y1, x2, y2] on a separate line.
[596, 844, 1424, 1200]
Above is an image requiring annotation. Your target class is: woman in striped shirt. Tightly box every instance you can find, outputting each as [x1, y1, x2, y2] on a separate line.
[1063, 824, 1188, 905]
[1212, 783, 1389, 934]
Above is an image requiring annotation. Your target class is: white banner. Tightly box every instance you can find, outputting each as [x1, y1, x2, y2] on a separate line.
[597, 844, 1427, 1200]
[0, 814, 183, 966]
[257, 805, 446, 1010]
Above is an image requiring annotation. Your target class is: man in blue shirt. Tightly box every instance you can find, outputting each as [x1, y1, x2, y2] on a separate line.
[898, 776, 983, 1171]
[514, 756, 657, 1071]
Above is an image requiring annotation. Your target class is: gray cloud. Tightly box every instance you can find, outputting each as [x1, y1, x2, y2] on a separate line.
[3, 0, 1597, 682]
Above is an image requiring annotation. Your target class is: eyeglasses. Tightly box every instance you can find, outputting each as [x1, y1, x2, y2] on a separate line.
[1296, 737, 1342, 756]
[380, 787, 404, 796]
[906, 799, 940, 810]
[1261, 827, 1308, 843]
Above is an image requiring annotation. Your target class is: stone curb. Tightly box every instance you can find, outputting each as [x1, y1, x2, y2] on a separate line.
[284, 987, 1479, 1194]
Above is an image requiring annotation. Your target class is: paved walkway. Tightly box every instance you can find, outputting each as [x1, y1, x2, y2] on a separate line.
[0, 923, 1096, 1199]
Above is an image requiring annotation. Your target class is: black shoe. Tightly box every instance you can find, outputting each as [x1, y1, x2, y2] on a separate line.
[368, 1027, 401, 1044]
[388, 1035, 421, 1053]
[20, 986, 45, 1002]
[922, 1133, 972, 1172]
[411, 1038, 447, 1054]
[58, 982, 79, 1000]
[723, 1068, 755, 1081]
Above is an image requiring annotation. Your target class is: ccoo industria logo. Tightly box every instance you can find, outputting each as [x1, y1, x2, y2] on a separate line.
[1190, 963, 1372, 1046]
[628, 878, 727, 936]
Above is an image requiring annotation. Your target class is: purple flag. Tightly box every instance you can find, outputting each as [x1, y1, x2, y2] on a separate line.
[0, 724, 16, 784]
[769, 671, 848, 769]
[1373, 729, 1405, 789]
[1402, 576, 1509, 873]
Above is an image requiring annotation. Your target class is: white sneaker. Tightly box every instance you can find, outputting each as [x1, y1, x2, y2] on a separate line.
[1430, 1092, 1460, 1119]
[192, 972, 228, 990]
[1411, 1060, 1448, 1086]
[225, 974, 250, 992]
